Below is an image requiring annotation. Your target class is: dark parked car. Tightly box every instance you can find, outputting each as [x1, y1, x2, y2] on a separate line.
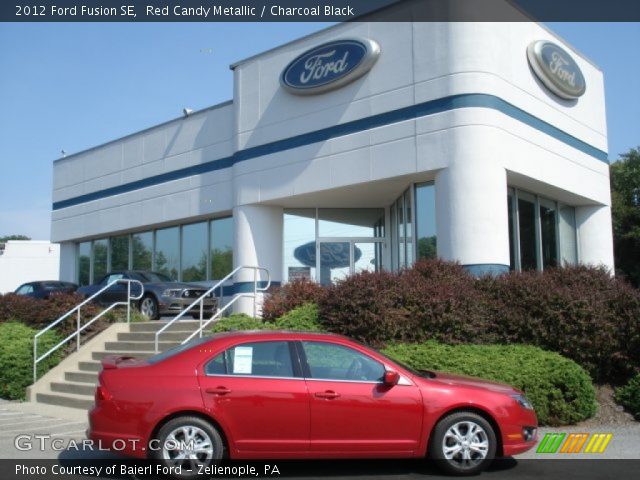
[14, 281, 78, 299]
[76, 270, 217, 320]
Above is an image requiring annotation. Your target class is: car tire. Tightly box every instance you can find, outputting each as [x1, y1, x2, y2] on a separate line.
[429, 411, 497, 476]
[139, 295, 160, 320]
[153, 416, 224, 478]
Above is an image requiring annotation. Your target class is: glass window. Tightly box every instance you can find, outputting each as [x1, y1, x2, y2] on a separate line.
[155, 227, 179, 280]
[204, 352, 226, 375]
[404, 189, 414, 265]
[559, 205, 578, 265]
[78, 241, 91, 286]
[93, 239, 108, 281]
[507, 190, 516, 270]
[319, 242, 351, 285]
[132, 231, 153, 270]
[354, 242, 380, 275]
[517, 193, 538, 271]
[16, 284, 34, 295]
[211, 217, 233, 280]
[284, 209, 316, 283]
[110, 235, 129, 271]
[396, 198, 405, 267]
[224, 341, 294, 377]
[181, 222, 207, 282]
[318, 209, 385, 238]
[415, 183, 437, 260]
[301, 341, 385, 382]
[539, 199, 558, 269]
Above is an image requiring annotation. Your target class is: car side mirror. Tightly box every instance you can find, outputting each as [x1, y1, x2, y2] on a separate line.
[383, 370, 400, 387]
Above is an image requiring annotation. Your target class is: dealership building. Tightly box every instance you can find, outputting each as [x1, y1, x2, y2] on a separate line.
[51, 21, 614, 315]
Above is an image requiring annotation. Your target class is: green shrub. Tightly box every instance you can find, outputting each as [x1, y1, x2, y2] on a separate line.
[273, 303, 325, 332]
[382, 341, 596, 426]
[615, 374, 640, 420]
[262, 279, 326, 321]
[0, 322, 62, 400]
[211, 314, 274, 333]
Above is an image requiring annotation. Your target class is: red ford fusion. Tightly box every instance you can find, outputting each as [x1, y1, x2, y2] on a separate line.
[88, 331, 537, 476]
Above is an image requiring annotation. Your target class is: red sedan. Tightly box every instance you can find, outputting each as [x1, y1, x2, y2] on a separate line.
[88, 331, 537, 476]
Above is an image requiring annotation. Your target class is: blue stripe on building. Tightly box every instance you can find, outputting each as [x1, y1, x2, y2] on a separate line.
[52, 93, 608, 211]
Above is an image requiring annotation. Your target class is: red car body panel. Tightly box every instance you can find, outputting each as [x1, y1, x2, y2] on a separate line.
[88, 331, 537, 460]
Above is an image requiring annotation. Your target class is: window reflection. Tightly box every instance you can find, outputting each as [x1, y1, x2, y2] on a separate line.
[78, 242, 91, 286]
[182, 222, 208, 282]
[110, 235, 129, 271]
[211, 217, 233, 280]
[92, 239, 108, 281]
[415, 183, 437, 261]
[155, 227, 179, 280]
[132, 232, 152, 270]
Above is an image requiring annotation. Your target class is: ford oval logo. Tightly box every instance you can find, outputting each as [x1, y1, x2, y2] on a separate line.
[527, 40, 586, 100]
[281, 38, 380, 95]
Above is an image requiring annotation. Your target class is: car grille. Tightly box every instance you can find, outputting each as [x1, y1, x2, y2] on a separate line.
[181, 289, 212, 298]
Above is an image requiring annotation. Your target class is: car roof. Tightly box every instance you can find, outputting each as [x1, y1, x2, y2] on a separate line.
[209, 330, 348, 341]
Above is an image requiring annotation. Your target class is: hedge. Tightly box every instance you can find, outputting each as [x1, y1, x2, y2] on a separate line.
[212, 304, 325, 333]
[615, 374, 640, 420]
[264, 260, 640, 383]
[0, 322, 62, 400]
[382, 341, 596, 426]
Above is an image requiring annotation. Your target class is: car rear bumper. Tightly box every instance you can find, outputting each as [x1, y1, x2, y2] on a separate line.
[88, 406, 147, 459]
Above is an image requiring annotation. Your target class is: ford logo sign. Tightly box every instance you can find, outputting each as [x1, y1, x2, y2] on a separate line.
[281, 38, 380, 95]
[527, 40, 586, 100]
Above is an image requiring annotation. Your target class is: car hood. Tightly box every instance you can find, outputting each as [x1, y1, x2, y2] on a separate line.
[148, 282, 207, 289]
[428, 371, 518, 394]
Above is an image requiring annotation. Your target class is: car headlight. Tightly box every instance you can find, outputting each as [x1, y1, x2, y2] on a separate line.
[512, 394, 534, 410]
[162, 289, 181, 297]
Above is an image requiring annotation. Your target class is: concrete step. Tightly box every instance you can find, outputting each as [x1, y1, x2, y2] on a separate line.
[128, 321, 203, 333]
[36, 392, 94, 410]
[104, 341, 180, 351]
[65, 371, 98, 384]
[118, 331, 193, 342]
[92, 351, 156, 361]
[78, 361, 102, 372]
[50, 381, 96, 396]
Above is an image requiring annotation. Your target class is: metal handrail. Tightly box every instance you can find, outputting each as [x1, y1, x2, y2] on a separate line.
[154, 265, 270, 352]
[33, 279, 144, 382]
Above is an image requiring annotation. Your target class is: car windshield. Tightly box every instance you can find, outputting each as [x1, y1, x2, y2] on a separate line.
[146, 335, 215, 365]
[137, 271, 175, 283]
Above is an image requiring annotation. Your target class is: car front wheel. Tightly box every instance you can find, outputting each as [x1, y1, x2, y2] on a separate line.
[430, 411, 497, 476]
[139, 295, 160, 320]
[153, 416, 224, 478]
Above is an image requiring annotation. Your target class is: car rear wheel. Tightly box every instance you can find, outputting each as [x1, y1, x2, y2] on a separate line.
[139, 295, 160, 320]
[429, 411, 496, 476]
[153, 416, 224, 477]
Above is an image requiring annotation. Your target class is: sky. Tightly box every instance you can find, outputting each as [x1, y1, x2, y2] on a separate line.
[0, 22, 638, 240]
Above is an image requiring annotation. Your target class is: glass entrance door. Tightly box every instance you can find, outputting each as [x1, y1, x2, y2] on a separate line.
[317, 240, 383, 285]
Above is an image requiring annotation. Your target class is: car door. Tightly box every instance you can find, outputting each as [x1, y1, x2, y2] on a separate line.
[198, 340, 310, 455]
[100, 273, 126, 304]
[299, 340, 423, 455]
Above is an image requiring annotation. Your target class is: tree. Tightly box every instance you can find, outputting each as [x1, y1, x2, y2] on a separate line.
[610, 147, 640, 286]
[0, 235, 30, 242]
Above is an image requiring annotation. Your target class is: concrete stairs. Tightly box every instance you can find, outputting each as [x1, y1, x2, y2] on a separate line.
[29, 321, 208, 410]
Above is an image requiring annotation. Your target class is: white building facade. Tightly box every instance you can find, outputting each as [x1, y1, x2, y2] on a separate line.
[0, 241, 61, 293]
[51, 22, 613, 314]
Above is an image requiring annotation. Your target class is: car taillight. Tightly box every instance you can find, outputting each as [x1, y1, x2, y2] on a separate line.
[95, 385, 112, 404]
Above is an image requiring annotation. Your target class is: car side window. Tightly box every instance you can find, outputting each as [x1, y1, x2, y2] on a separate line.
[105, 273, 124, 284]
[204, 341, 295, 378]
[16, 284, 34, 294]
[301, 341, 385, 382]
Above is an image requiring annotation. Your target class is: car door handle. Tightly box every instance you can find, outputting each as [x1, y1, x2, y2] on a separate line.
[205, 387, 231, 395]
[315, 390, 340, 399]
